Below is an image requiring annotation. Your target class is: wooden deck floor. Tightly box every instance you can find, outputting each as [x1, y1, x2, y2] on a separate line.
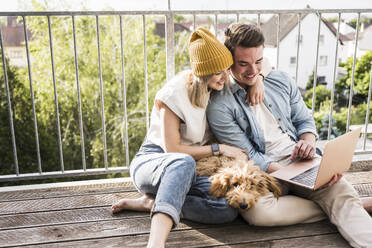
[0, 170, 371, 248]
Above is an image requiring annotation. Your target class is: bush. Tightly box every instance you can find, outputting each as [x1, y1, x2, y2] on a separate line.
[303, 85, 331, 111]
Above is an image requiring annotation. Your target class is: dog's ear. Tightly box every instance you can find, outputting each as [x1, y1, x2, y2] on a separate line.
[264, 175, 282, 198]
[209, 172, 230, 197]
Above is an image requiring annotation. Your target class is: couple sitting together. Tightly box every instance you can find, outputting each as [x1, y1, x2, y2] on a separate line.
[111, 23, 372, 248]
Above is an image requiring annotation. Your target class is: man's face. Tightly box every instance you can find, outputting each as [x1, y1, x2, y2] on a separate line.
[230, 45, 264, 88]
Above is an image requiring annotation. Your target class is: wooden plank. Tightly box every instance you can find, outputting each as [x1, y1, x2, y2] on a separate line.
[0, 215, 229, 247]
[1, 182, 370, 216]
[0, 191, 142, 215]
[1, 173, 369, 203]
[0, 206, 148, 231]
[218, 233, 349, 248]
[0, 171, 369, 203]
[344, 171, 372, 184]
[14, 220, 341, 248]
[0, 181, 136, 202]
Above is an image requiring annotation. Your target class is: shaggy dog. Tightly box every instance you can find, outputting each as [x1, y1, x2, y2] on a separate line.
[196, 155, 281, 210]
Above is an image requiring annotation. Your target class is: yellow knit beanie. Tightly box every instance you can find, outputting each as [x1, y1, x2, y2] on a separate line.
[188, 27, 233, 77]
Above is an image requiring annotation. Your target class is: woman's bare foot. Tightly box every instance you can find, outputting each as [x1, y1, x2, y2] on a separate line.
[111, 194, 155, 214]
[362, 197, 372, 213]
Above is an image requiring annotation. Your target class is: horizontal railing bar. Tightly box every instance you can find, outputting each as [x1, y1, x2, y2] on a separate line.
[0, 167, 129, 182]
[0, 9, 372, 16]
[355, 150, 372, 155]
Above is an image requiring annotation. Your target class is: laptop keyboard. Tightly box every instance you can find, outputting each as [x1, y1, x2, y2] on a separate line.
[290, 165, 320, 187]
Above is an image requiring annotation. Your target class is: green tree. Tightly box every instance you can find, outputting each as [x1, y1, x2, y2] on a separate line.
[0, 55, 43, 174]
[336, 51, 372, 106]
[303, 85, 331, 112]
[1, 1, 191, 178]
[348, 17, 372, 29]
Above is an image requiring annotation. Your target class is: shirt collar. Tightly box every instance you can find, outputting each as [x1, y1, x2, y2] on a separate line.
[229, 75, 245, 94]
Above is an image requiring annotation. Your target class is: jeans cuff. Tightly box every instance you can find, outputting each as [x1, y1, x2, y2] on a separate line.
[151, 202, 180, 227]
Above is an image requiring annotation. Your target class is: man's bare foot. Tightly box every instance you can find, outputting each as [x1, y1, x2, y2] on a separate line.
[111, 194, 154, 214]
[362, 197, 372, 213]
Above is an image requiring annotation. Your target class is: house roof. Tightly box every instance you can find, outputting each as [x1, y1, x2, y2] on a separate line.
[154, 21, 190, 38]
[1, 26, 31, 47]
[262, 13, 347, 47]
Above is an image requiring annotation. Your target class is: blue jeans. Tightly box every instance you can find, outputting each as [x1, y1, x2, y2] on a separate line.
[130, 141, 238, 226]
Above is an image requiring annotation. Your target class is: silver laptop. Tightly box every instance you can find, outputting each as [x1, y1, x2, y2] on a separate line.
[270, 127, 362, 190]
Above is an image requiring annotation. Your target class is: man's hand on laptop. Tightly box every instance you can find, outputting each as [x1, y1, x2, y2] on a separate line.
[319, 173, 343, 189]
[290, 133, 316, 160]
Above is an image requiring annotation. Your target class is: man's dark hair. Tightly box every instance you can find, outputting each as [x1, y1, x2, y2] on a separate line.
[224, 23, 265, 55]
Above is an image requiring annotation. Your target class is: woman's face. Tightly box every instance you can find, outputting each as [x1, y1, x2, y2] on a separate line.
[207, 69, 229, 91]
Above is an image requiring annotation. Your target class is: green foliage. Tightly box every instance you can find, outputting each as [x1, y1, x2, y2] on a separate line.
[310, 96, 371, 140]
[312, 100, 340, 140]
[303, 85, 331, 111]
[1, 6, 190, 177]
[336, 51, 372, 98]
[348, 17, 372, 29]
[306, 51, 372, 140]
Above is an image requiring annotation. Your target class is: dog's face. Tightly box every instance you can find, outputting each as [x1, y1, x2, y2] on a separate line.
[224, 180, 261, 209]
[209, 160, 281, 210]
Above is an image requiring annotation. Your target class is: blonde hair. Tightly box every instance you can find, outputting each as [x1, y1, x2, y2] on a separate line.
[186, 72, 212, 108]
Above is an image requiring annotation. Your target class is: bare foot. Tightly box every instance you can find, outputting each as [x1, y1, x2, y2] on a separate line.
[362, 197, 372, 213]
[111, 194, 154, 214]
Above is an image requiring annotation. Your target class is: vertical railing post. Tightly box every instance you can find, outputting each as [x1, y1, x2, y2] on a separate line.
[311, 13, 322, 116]
[165, 1, 175, 82]
[95, 15, 108, 170]
[276, 14, 280, 70]
[346, 13, 361, 132]
[363, 64, 372, 150]
[214, 14, 218, 37]
[295, 13, 302, 85]
[47, 15, 64, 172]
[327, 13, 341, 140]
[143, 15, 149, 132]
[23, 16, 42, 174]
[0, 22, 19, 175]
[193, 14, 196, 30]
[72, 15, 87, 171]
[119, 15, 130, 166]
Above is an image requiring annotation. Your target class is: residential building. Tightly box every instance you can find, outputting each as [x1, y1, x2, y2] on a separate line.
[262, 13, 348, 90]
[1, 16, 30, 67]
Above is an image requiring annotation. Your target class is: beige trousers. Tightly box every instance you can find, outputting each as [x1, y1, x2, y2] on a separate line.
[240, 178, 372, 248]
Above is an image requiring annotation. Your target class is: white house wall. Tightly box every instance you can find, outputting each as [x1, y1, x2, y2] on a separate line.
[266, 14, 343, 90]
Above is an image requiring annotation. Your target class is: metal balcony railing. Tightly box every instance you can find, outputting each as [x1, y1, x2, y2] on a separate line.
[0, 8, 371, 182]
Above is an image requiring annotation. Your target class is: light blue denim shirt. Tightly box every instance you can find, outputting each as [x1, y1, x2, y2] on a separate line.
[207, 70, 317, 172]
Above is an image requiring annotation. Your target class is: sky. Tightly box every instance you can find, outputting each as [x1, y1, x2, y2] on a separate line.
[1, 0, 372, 12]
[1, 0, 371, 21]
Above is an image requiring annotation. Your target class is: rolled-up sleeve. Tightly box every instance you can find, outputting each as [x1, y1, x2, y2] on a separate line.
[207, 100, 272, 172]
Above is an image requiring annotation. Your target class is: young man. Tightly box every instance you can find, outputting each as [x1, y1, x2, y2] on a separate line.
[207, 23, 372, 248]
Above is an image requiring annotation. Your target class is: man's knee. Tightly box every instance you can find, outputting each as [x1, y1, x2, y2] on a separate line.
[241, 193, 283, 226]
[313, 178, 359, 202]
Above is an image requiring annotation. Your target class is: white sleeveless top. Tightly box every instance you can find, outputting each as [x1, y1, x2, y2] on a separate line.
[146, 70, 212, 150]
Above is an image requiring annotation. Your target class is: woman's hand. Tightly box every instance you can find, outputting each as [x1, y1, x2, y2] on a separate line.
[219, 144, 248, 160]
[245, 76, 264, 105]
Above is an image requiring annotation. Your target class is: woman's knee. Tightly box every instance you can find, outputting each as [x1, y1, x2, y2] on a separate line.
[168, 153, 196, 174]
